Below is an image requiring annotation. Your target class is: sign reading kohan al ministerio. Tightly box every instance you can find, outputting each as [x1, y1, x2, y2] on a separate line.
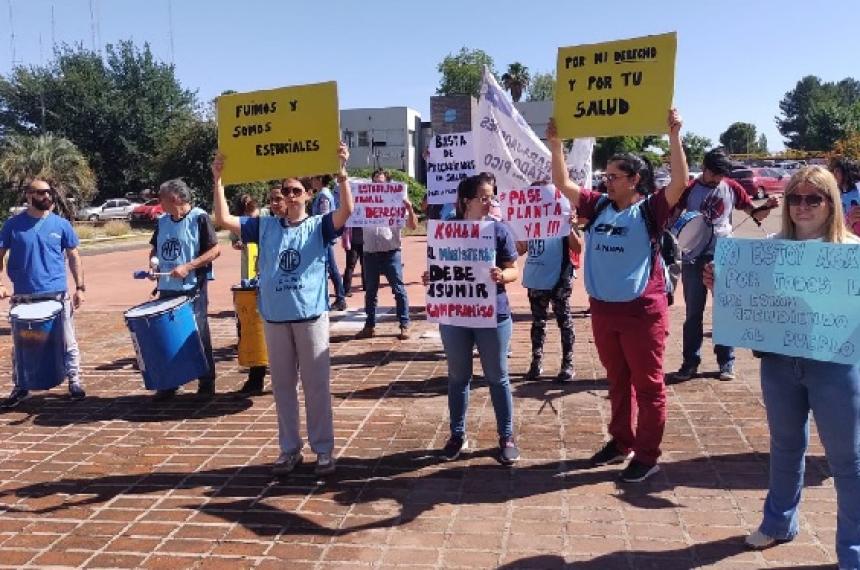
[554, 33, 677, 138]
[713, 237, 860, 365]
[216, 82, 340, 185]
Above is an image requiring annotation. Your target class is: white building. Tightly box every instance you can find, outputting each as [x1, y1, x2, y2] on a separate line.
[340, 107, 423, 178]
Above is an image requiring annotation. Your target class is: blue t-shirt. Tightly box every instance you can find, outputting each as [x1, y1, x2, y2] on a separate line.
[0, 212, 79, 294]
[241, 213, 339, 322]
[492, 221, 518, 321]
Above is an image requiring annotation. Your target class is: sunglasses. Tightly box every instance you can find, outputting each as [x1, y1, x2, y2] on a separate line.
[282, 186, 305, 197]
[787, 193, 827, 207]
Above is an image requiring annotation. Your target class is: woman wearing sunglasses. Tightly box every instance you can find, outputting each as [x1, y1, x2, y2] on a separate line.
[547, 109, 688, 483]
[212, 143, 354, 477]
[704, 166, 860, 569]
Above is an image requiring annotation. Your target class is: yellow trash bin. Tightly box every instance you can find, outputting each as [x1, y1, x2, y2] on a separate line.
[232, 286, 268, 367]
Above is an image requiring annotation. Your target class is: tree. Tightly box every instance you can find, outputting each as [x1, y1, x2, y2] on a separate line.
[833, 131, 860, 160]
[0, 40, 197, 201]
[719, 122, 761, 155]
[527, 71, 555, 102]
[756, 133, 768, 154]
[777, 75, 860, 150]
[681, 132, 712, 168]
[0, 133, 96, 219]
[436, 47, 496, 99]
[501, 62, 530, 103]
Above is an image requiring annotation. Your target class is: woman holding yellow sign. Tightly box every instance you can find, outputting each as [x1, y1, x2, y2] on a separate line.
[212, 143, 354, 477]
[547, 109, 688, 483]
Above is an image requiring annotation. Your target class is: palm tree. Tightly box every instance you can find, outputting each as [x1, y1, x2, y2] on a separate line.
[0, 134, 97, 218]
[501, 63, 531, 103]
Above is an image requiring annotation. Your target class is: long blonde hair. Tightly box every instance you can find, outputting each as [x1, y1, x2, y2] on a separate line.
[779, 166, 851, 243]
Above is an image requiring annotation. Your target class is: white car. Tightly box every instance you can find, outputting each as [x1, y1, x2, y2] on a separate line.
[78, 198, 139, 221]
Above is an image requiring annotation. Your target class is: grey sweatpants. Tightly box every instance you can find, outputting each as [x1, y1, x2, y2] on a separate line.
[263, 313, 334, 455]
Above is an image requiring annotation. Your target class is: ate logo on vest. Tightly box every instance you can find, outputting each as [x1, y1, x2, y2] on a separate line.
[528, 240, 545, 257]
[593, 223, 629, 237]
[279, 249, 301, 273]
[161, 238, 182, 261]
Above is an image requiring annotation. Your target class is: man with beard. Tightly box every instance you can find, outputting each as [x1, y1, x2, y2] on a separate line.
[671, 149, 777, 382]
[0, 179, 86, 407]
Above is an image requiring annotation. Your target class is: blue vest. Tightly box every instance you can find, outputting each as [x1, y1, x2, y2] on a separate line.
[156, 208, 204, 292]
[523, 238, 564, 290]
[257, 215, 328, 321]
[584, 200, 653, 302]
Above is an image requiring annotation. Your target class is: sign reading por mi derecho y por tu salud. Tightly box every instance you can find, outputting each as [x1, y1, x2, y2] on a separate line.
[713, 237, 860, 364]
[554, 32, 677, 138]
[216, 82, 340, 185]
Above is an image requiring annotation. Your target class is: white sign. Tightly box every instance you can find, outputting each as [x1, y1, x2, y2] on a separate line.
[426, 132, 475, 205]
[347, 180, 408, 228]
[499, 184, 572, 241]
[567, 137, 595, 189]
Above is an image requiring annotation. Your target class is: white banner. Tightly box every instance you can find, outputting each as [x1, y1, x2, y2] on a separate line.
[499, 184, 572, 241]
[567, 137, 595, 189]
[346, 180, 408, 228]
[426, 220, 498, 328]
[426, 132, 476, 205]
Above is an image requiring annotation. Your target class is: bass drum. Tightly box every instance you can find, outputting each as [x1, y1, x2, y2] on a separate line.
[671, 211, 714, 263]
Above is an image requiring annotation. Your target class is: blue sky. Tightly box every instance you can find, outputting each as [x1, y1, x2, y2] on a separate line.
[1, 0, 856, 151]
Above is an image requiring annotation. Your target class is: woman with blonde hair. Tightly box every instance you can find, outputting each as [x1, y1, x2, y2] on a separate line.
[705, 166, 860, 569]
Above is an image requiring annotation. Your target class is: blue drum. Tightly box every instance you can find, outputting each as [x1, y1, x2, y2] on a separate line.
[10, 300, 65, 390]
[671, 211, 714, 263]
[124, 296, 209, 391]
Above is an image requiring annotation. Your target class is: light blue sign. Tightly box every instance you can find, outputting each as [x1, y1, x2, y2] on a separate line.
[713, 237, 860, 364]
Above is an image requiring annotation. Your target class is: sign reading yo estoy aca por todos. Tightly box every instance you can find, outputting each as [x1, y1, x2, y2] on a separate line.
[216, 82, 340, 185]
[553, 32, 677, 138]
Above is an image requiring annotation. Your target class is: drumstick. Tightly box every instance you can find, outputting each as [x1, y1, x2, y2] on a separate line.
[734, 203, 777, 232]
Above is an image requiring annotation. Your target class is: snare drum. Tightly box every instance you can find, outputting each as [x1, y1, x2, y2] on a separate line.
[10, 300, 65, 390]
[124, 296, 209, 391]
[671, 211, 714, 263]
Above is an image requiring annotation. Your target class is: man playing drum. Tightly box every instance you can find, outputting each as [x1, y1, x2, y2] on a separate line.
[0, 179, 86, 408]
[671, 149, 777, 382]
[148, 179, 221, 401]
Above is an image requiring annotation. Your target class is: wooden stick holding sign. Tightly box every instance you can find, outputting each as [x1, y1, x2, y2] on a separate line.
[216, 81, 340, 185]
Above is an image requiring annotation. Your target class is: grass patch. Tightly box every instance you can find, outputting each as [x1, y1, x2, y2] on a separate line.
[75, 224, 97, 240]
[103, 220, 131, 237]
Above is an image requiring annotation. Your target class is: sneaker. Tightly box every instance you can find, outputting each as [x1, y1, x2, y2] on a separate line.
[330, 299, 347, 312]
[524, 361, 543, 381]
[589, 440, 632, 467]
[441, 435, 468, 461]
[719, 363, 736, 381]
[619, 459, 660, 482]
[498, 437, 520, 465]
[397, 325, 411, 341]
[314, 453, 336, 476]
[68, 382, 86, 401]
[355, 326, 375, 340]
[744, 529, 790, 550]
[555, 362, 575, 383]
[196, 381, 215, 400]
[152, 388, 177, 402]
[0, 387, 29, 409]
[237, 377, 264, 396]
[272, 451, 303, 475]
[671, 362, 698, 381]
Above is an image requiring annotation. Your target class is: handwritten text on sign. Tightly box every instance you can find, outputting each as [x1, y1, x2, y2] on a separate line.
[426, 132, 476, 205]
[216, 82, 340, 185]
[553, 32, 677, 138]
[347, 181, 407, 228]
[498, 185, 571, 241]
[713, 238, 860, 364]
[426, 220, 497, 328]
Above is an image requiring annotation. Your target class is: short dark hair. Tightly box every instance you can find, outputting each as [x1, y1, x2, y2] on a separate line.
[371, 169, 389, 182]
[703, 148, 733, 176]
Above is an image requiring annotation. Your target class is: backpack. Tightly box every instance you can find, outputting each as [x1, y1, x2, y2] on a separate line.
[583, 195, 681, 305]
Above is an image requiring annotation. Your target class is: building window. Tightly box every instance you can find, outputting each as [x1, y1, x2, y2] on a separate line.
[357, 131, 369, 147]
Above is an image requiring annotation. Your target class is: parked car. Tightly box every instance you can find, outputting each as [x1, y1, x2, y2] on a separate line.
[729, 167, 788, 199]
[129, 199, 164, 226]
[77, 198, 139, 221]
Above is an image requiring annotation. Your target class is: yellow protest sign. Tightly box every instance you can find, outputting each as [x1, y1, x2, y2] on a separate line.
[216, 81, 340, 185]
[553, 33, 677, 138]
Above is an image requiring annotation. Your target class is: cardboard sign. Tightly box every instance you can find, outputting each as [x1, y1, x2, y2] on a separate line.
[347, 180, 408, 228]
[426, 220, 498, 328]
[554, 32, 677, 138]
[713, 237, 860, 364]
[216, 82, 340, 185]
[499, 184, 571, 241]
[426, 132, 475, 205]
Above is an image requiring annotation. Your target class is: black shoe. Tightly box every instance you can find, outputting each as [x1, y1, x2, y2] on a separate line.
[555, 362, 575, 383]
[330, 299, 347, 311]
[498, 437, 520, 465]
[441, 435, 468, 461]
[524, 361, 543, 381]
[1, 388, 29, 409]
[237, 377, 264, 396]
[589, 440, 632, 467]
[152, 388, 177, 402]
[619, 459, 660, 483]
[196, 381, 215, 400]
[68, 382, 86, 401]
[671, 362, 698, 382]
[354, 326, 375, 340]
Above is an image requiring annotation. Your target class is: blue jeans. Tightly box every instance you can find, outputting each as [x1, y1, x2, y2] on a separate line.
[325, 245, 344, 303]
[363, 249, 409, 327]
[681, 259, 734, 367]
[439, 318, 514, 439]
[759, 354, 860, 569]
